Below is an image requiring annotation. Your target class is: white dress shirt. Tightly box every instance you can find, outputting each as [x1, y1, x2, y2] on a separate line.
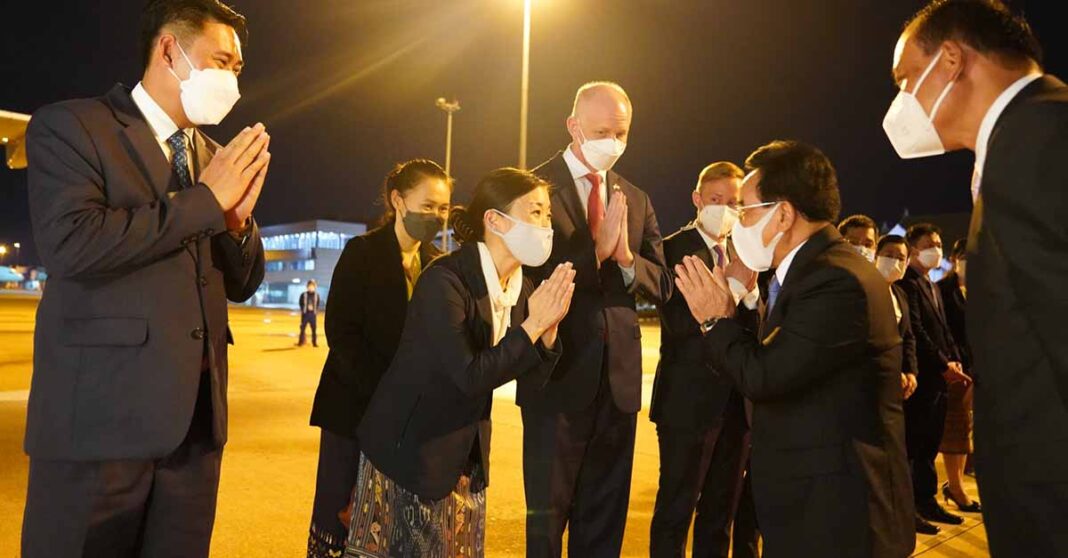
[131, 82, 195, 175]
[478, 242, 523, 346]
[972, 72, 1043, 201]
[775, 239, 809, 289]
[692, 222, 760, 309]
[562, 146, 636, 285]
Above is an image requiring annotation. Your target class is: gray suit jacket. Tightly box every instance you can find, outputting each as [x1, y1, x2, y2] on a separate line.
[24, 83, 265, 461]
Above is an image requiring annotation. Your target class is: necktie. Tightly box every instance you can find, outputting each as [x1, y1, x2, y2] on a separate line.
[767, 275, 782, 315]
[167, 130, 193, 190]
[586, 173, 604, 236]
[711, 244, 726, 269]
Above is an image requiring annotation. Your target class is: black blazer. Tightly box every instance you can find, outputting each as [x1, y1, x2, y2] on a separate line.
[24, 84, 265, 460]
[702, 226, 914, 558]
[896, 266, 959, 399]
[358, 242, 561, 500]
[520, 151, 670, 414]
[967, 74, 1068, 483]
[891, 284, 919, 376]
[311, 223, 438, 437]
[937, 273, 970, 371]
[650, 226, 757, 428]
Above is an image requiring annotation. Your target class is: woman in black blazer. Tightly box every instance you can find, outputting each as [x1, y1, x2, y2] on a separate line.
[307, 160, 452, 557]
[344, 168, 575, 557]
[875, 235, 920, 401]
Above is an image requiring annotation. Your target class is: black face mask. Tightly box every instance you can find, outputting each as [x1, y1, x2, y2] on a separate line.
[401, 206, 445, 244]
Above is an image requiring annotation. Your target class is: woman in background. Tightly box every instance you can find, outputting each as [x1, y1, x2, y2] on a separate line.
[344, 168, 575, 557]
[938, 239, 980, 513]
[307, 159, 452, 557]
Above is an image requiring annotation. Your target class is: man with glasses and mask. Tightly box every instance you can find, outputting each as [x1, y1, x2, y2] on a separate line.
[672, 140, 914, 558]
[22, 1, 267, 555]
[838, 214, 879, 263]
[883, 2, 1068, 553]
[649, 161, 760, 558]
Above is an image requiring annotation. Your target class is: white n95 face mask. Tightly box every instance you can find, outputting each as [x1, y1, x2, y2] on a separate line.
[729, 202, 783, 272]
[852, 244, 876, 263]
[578, 127, 626, 172]
[876, 256, 907, 282]
[917, 247, 943, 269]
[698, 204, 739, 239]
[489, 210, 554, 267]
[882, 50, 955, 159]
[168, 42, 241, 126]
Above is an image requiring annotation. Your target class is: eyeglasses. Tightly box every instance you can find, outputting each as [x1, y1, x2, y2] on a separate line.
[736, 201, 779, 223]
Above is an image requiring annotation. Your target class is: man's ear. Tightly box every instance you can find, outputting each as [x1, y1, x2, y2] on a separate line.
[941, 40, 966, 82]
[778, 202, 797, 231]
[692, 190, 702, 211]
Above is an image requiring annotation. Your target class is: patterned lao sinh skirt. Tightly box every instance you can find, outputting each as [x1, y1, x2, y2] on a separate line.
[344, 453, 487, 558]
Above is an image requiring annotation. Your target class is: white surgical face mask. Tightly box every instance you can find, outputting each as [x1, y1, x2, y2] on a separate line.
[489, 210, 554, 267]
[876, 256, 907, 283]
[577, 126, 626, 172]
[698, 204, 739, 239]
[882, 50, 955, 159]
[852, 244, 876, 263]
[730, 202, 783, 272]
[917, 247, 943, 269]
[168, 42, 241, 126]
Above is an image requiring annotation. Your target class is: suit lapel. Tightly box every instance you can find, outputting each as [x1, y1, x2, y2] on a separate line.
[543, 152, 589, 237]
[458, 243, 495, 347]
[105, 84, 174, 198]
[683, 227, 715, 269]
[765, 225, 840, 330]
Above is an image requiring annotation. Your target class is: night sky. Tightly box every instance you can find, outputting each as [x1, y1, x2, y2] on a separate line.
[2, 0, 1064, 265]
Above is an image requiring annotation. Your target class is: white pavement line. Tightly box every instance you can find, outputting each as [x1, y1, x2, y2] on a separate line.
[0, 390, 30, 402]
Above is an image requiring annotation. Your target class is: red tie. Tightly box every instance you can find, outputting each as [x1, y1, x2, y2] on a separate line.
[586, 173, 604, 236]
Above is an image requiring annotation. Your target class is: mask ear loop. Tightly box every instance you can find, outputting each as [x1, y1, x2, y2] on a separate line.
[910, 49, 955, 121]
[166, 40, 197, 82]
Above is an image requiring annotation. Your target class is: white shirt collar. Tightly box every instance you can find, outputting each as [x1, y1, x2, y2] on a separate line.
[563, 145, 605, 182]
[692, 221, 728, 259]
[775, 239, 809, 287]
[477, 242, 522, 310]
[131, 82, 191, 146]
[975, 73, 1043, 174]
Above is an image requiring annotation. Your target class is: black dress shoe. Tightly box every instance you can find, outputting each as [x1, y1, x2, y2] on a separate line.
[917, 501, 965, 525]
[915, 515, 941, 535]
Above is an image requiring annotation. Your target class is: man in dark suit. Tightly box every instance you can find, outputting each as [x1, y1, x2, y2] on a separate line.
[897, 224, 970, 528]
[674, 140, 914, 558]
[298, 279, 321, 347]
[650, 161, 760, 558]
[521, 81, 670, 558]
[22, 2, 267, 555]
[885, 3, 1068, 553]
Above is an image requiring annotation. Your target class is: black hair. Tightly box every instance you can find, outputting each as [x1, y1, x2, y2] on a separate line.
[906, 0, 1042, 67]
[744, 140, 841, 223]
[141, 0, 249, 70]
[450, 168, 551, 244]
[877, 234, 908, 254]
[379, 159, 451, 223]
[838, 214, 878, 236]
[906, 223, 942, 247]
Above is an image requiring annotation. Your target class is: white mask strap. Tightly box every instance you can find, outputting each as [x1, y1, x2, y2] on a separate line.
[167, 41, 197, 82]
[910, 49, 944, 95]
[928, 81, 955, 122]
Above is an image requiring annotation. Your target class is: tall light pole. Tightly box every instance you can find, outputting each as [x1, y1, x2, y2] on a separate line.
[13, 242, 20, 266]
[435, 98, 461, 252]
[518, 0, 532, 169]
[0, 245, 7, 266]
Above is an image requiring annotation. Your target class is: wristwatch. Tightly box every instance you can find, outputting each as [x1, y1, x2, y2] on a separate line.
[699, 316, 724, 335]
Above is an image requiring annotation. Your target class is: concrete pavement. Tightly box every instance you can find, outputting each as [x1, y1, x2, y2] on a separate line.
[0, 297, 987, 556]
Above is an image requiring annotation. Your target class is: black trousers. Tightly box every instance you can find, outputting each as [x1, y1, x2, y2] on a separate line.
[905, 390, 947, 506]
[300, 311, 318, 346]
[307, 429, 361, 556]
[522, 374, 637, 558]
[650, 396, 750, 558]
[22, 372, 222, 558]
[732, 470, 761, 558]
